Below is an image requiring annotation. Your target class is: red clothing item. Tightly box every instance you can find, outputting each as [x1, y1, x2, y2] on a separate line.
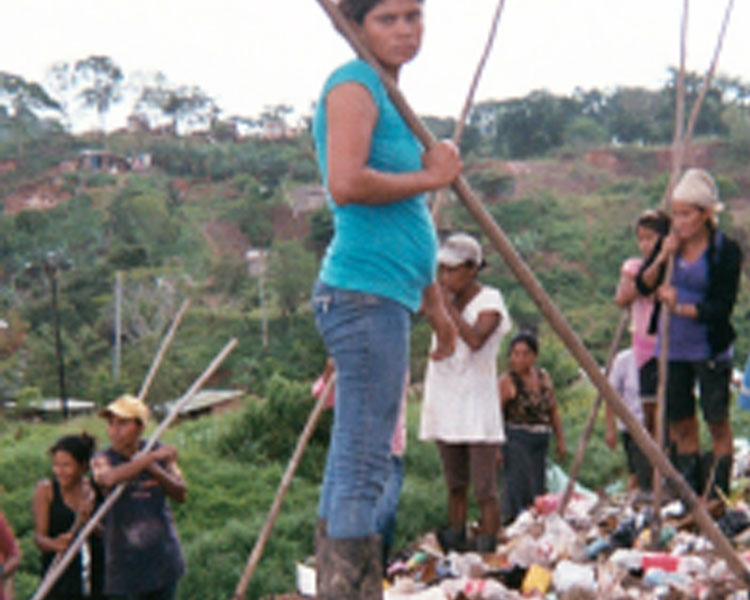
[0, 512, 20, 600]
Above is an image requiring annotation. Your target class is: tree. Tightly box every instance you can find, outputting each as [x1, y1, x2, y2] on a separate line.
[0, 71, 61, 157]
[266, 240, 317, 317]
[136, 75, 218, 134]
[74, 55, 124, 134]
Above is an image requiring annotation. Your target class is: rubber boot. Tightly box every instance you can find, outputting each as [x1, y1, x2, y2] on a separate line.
[436, 525, 466, 554]
[709, 454, 733, 499]
[672, 452, 702, 495]
[473, 533, 497, 554]
[315, 518, 330, 598]
[359, 535, 383, 600]
[322, 535, 382, 600]
[633, 445, 653, 493]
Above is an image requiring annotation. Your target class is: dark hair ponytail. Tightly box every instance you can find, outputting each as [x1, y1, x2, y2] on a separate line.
[50, 432, 96, 466]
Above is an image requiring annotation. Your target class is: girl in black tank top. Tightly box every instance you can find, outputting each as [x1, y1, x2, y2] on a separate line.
[32, 433, 97, 599]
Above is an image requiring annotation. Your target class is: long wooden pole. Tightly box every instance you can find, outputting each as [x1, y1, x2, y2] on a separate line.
[314, 0, 750, 584]
[652, 0, 690, 537]
[558, 308, 629, 516]
[651, 0, 735, 541]
[432, 0, 506, 226]
[232, 374, 336, 600]
[31, 338, 238, 600]
[138, 299, 190, 400]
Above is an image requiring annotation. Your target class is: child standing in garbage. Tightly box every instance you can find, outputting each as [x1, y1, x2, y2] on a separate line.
[614, 209, 671, 443]
[636, 168, 742, 497]
[312, 358, 409, 570]
[420, 232, 511, 552]
[91, 395, 186, 600]
[605, 348, 653, 494]
[499, 331, 567, 524]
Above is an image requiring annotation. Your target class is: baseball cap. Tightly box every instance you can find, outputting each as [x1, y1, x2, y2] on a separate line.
[437, 233, 483, 267]
[100, 394, 149, 425]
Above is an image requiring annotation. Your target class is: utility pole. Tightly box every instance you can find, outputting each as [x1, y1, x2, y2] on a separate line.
[113, 271, 122, 379]
[28, 251, 72, 419]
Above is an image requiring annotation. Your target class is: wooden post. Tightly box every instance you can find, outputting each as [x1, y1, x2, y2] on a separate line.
[558, 308, 629, 516]
[232, 374, 336, 600]
[113, 271, 122, 380]
[314, 0, 750, 584]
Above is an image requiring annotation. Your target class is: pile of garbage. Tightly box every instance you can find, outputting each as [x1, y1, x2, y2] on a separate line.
[381, 487, 750, 600]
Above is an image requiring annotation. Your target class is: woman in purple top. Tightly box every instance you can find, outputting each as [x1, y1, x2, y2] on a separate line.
[637, 169, 742, 496]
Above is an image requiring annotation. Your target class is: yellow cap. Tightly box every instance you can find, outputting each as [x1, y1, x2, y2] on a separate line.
[100, 394, 149, 425]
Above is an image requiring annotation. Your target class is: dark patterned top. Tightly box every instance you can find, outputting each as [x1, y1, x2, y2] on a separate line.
[97, 443, 185, 595]
[503, 367, 553, 428]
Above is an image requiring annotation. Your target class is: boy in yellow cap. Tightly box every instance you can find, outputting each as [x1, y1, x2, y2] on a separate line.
[91, 395, 187, 600]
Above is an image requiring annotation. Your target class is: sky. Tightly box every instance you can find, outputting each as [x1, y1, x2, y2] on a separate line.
[1, 1, 748, 130]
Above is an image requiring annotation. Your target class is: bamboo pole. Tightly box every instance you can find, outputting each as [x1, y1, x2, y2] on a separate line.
[558, 308, 629, 516]
[232, 374, 336, 600]
[651, 0, 734, 542]
[138, 299, 190, 400]
[314, 0, 750, 584]
[431, 0, 506, 226]
[652, 0, 690, 539]
[31, 338, 238, 600]
[679, 0, 735, 164]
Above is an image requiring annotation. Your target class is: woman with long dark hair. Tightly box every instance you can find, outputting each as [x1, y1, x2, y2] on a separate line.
[32, 433, 99, 600]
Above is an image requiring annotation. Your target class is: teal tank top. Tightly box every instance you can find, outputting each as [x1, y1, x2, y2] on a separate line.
[312, 59, 437, 313]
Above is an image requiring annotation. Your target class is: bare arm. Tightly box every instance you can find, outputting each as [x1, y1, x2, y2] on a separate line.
[421, 283, 456, 361]
[326, 83, 461, 206]
[92, 445, 178, 491]
[614, 272, 638, 307]
[146, 458, 187, 503]
[544, 372, 567, 459]
[498, 374, 516, 409]
[443, 296, 500, 351]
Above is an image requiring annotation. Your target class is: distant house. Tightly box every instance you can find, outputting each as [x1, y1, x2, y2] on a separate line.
[159, 389, 245, 421]
[4, 398, 96, 420]
[289, 184, 327, 216]
[76, 149, 131, 174]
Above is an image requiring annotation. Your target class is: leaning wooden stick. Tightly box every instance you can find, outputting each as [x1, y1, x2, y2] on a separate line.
[432, 0, 506, 225]
[452, 0, 506, 147]
[232, 374, 336, 600]
[31, 338, 238, 600]
[138, 298, 190, 400]
[315, 0, 750, 584]
[679, 0, 735, 165]
[558, 308, 629, 516]
[652, 0, 690, 538]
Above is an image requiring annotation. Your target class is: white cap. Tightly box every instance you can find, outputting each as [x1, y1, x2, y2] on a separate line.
[437, 233, 483, 267]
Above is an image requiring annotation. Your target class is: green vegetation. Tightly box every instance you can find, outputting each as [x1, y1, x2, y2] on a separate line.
[1, 55, 750, 599]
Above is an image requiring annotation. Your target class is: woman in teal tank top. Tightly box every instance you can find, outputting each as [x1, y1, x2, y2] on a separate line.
[311, 1, 462, 597]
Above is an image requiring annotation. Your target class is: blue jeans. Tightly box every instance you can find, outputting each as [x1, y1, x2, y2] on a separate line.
[375, 455, 404, 554]
[312, 280, 410, 539]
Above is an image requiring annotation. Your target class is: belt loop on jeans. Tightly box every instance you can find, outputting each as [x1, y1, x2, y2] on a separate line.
[315, 293, 332, 314]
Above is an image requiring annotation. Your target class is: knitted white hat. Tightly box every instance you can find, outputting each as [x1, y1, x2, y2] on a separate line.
[672, 168, 724, 213]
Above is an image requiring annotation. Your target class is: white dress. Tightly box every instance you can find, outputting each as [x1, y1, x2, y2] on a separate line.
[419, 286, 511, 443]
